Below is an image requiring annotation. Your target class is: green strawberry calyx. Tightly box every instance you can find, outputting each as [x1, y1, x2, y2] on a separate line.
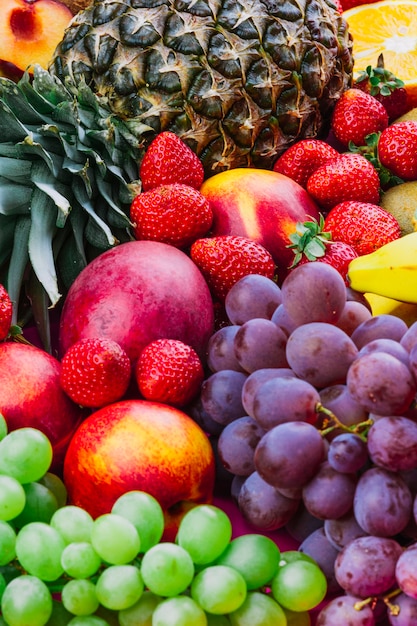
[287, 215, 331, 268]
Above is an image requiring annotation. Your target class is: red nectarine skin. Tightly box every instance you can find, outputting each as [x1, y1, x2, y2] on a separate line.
[200, 168, 320, 273]
[59, 240, 215, 365]
[63, 400, 216, 536]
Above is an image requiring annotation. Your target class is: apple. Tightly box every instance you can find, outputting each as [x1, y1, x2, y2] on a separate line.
[59, 240, 214, 365]
[63, 399, 216, 540]
[200, 168, 320, 274]
[0, 342, 84, 471]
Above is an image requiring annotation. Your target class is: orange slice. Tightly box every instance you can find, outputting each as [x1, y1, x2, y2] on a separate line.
[343, 0, 417, 108]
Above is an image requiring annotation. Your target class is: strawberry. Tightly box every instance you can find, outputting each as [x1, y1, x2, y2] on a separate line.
[0, 284, 12, 341]
[130, 183, 213, 248]
[354, 57, 409, 122]
[306, 153, 381, 211]
[377, 121, 417, 181]
[190, 235, 276, 302]
[273, 139, 340, 188]
[331, 88, 389, 148]
[60, 338, 131, 408]
[288, 218, 358, 284]
[140, 131, 205, 191]
[135, 338, 204, 407]
[323, 200, 401, 256]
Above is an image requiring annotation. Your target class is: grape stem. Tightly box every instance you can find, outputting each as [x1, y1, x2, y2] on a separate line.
[316, 403, 373, 441]
[353, 588, 402, 616]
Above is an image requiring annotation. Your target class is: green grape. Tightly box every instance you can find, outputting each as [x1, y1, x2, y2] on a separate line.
[118, 590, 162, 626]
[50, 506, 94, 544]
[228, 591, 286, 626]
[271, 560, 327, 612]
[61, 542, 102, 579]
[140, 542, 194, 597]
[1, 574, 53, 626]
[0, 521, 16, 565]
[45, 599, 73, 626]
[15, 521, 66, 581]
[176, 505, 232, 565]
[90, 514, 140, 565]
[191, 565, 247, 615]
[206, 616, 231, 625]
[61, 579, 100, 616]
[282, 607, 312, 626]
[95, 564, 144, 611]
[67, 617, 110, 625]
[152, 596, 208, 626]
[13, 482, 59, 527]
[0, 475, 26, 521]
[0, 428, 53, 484]
[111, 491, 164, 554]
[278, 551, 316, 568]
[0, 572, 6, 599]
[94, 606, 120, 626]
[38, 473, 68, 508]
[215, 534, 280, 590]
[0, 414, 7, 440]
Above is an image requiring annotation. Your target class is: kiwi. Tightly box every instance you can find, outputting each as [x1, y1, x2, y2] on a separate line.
[380, 181, 417, 235]
[393, 107, 417, 123]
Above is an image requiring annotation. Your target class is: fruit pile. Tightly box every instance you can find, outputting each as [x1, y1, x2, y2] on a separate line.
[0, 418, 327, 626]
[195, 263, 417, 624]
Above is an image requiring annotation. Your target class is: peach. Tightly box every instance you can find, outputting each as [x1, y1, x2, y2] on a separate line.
[0, 0, 73, 74]
[63, 400, 216, 540]
[200, 168, 320, 275]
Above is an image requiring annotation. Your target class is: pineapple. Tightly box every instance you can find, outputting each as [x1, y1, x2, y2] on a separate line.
[0, 0, 353, 350]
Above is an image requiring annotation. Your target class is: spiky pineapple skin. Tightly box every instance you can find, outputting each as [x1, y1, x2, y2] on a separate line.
[50, 0, 353, 175]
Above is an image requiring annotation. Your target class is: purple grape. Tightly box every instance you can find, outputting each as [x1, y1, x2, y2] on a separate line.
[400, 321, 417, 352]
[346, 352, 416, 416]
[298, 527, 342, 595]
[324, 511, 368, 550]
[224, 274, 282, 325]
[353, 467, 412, 537]
[217, 416, 266, 476]
[367, 416, 417, 472]
[237, 471, 300, 531]
[286, 322, 358, 388]
[285, 503, 324, 543]
[350, 314, 408, 350]
[271, 304, 299, 336]
[254, 421, 326, 489]
[395, 544, 417, 600]
[408, 343, 417, 384]
[187, 396, 225, 436]
[230, 475, 246, 503]
[388, 592, 417, 625]
[334, 535, 402, 597]
[201, 370, 248, 425]
[241, 368, 296, 417]
[251, 376, 321, 429]
[319, 384, 369, 430]
[328, 433, 368, 473]
[233, 318, 289, 373]
[336, 300, 373, 336]
[316, 594, 376, 625]
[302, 461, 357, 520]
[346, 287, 372, 310]
[280, 262, 347, 325]
[207, 325, 245, 373]
[358, 338, 410, 367]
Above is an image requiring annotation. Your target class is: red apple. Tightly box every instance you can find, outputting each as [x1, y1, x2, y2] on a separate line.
[59, 240, 214, 365]
[200, 168, 320, 274]
[0, 342, 84, 471]
[63, 399, 216, 540]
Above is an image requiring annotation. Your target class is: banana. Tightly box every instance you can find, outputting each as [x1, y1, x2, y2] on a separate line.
[365, 292, 417, 325]
[347, 232, 417, 303]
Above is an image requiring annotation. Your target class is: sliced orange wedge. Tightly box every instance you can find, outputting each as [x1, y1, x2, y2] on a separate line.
[343, 0, 417, 108]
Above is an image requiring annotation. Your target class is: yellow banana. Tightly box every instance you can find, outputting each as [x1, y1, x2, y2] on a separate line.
[347, 232, 417, 303]
[365, 292, 417, 325]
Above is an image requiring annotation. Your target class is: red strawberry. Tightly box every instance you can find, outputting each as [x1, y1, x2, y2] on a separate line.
[140, 131, 205, 191]
[273, 139, 340, 188]
[378, 121, 417, 181]
[341, 0, 382, 11]
[354, 58, 409, 122]
[130, 183, 213, 248]
[190, 236, 276, 302]
[135, 339, 204, 407]
[331, 88, 389, 148]
[323, 200, 401, 256]
[306, 153, 381, 211]
[0, 285, 12, 341]
[60, 338, 131, 408]
[288, 218, 358, 284]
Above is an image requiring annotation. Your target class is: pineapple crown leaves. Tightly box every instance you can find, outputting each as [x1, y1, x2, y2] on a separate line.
[0, 65, 153, 351]
[355, 55, 405, 98]
[287, 215, 331, 268]
[348, 133, 404, 189]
